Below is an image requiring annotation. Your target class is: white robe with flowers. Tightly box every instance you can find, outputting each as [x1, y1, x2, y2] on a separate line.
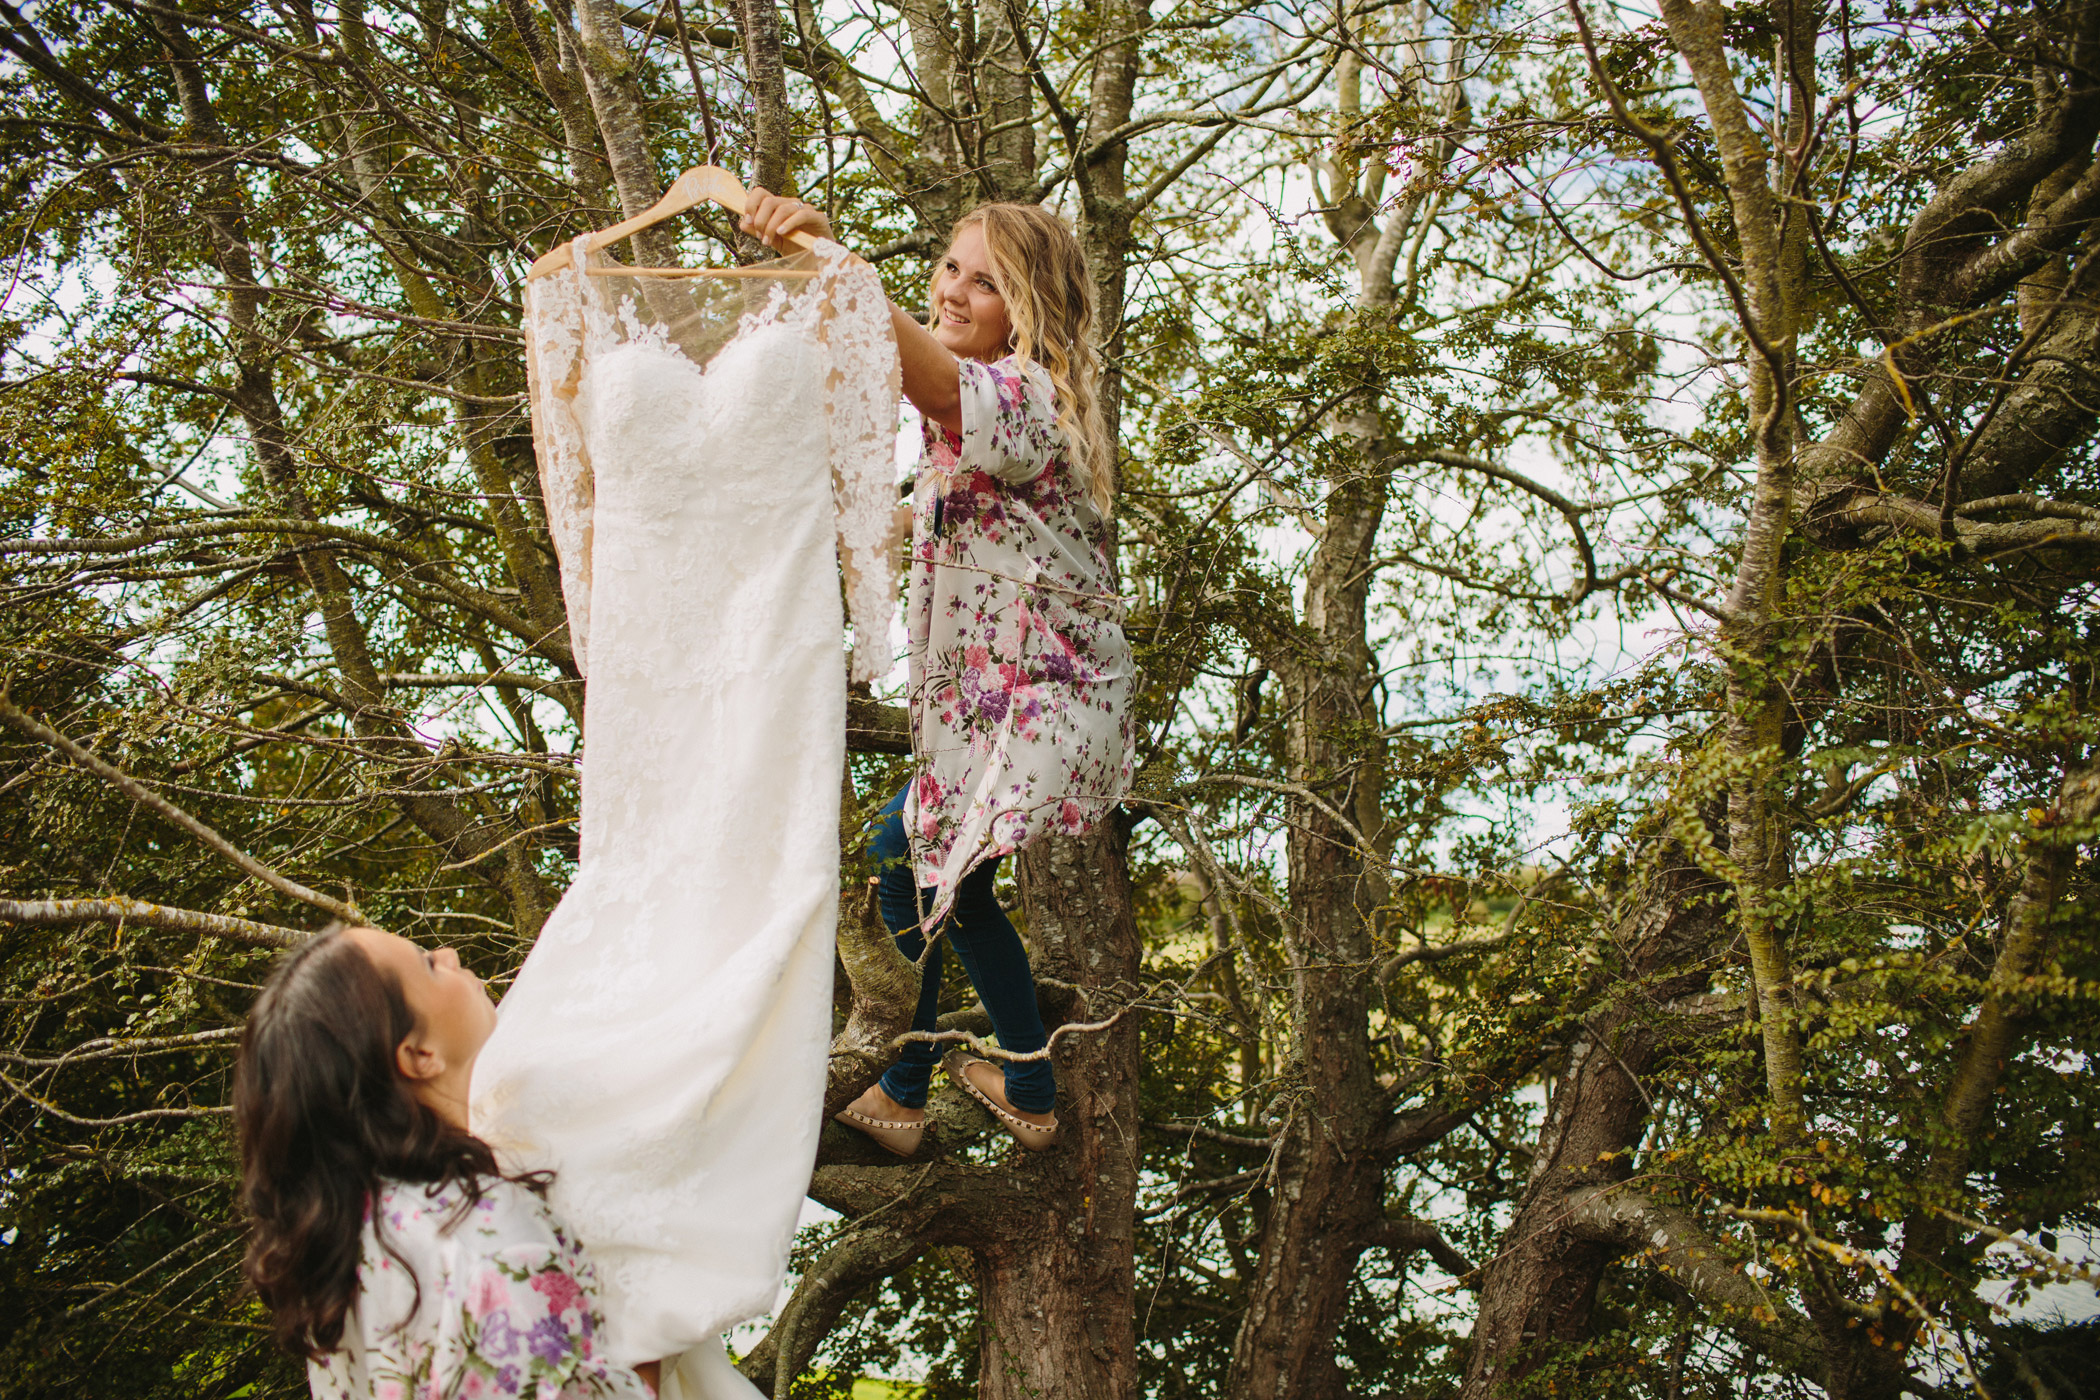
[902, 355, 1137, 916]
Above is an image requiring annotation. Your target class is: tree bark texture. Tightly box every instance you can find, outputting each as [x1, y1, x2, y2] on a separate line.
[1220, 37, 1476, 1392]
[969, 822, 1146, 1400]
[1226, 439, 1392, 1400]
[1655, 0, 1813, 1147]
[1459, 853, 1724, 1397]
[570, 0, 677, 266]
[735, 0, 793, 193]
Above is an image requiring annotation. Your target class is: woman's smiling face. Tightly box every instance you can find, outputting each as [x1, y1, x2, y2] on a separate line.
[931, 226, 1015, 362]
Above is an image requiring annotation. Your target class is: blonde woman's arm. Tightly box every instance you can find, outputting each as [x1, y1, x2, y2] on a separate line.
[741, 189, 964, 434]
[890, 305, 963, 434]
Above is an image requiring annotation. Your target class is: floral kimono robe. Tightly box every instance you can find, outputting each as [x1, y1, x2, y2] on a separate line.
[307, 1177, 653, 1400]
[903, 354, 1137, 916]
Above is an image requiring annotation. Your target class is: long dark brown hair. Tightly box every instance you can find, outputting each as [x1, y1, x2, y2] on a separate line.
[234, 923, 509, 1359]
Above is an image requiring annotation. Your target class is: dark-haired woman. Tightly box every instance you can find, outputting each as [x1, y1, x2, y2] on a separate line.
[236, 923, 656, 1400]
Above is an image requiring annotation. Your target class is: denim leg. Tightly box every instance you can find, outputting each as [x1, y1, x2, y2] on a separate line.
[943, 859, 1056, 1113]
[868, 785, 1058, 1114]
[871, 788, 943, 1109]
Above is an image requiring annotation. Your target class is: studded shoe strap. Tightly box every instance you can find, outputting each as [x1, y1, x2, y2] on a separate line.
[840, 1107, 923, 1131]
[956, 1060, 1058, 1134]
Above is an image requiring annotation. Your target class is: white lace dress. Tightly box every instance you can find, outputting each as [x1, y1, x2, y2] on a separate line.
[470, 239, 898, 1396]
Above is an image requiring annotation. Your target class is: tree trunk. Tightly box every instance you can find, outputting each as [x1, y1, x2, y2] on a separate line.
[1217, 35, 1478, 1388]
[1459, 854, 1721, 1396]
[1654, 0, 1812, 1149]
[964, 821, 1145, 1400]
[972, 0, 1034, 202]
[570, 0, 677, 265]
[735, 0, 792, 192]
[1224, 416, 1391, 1398]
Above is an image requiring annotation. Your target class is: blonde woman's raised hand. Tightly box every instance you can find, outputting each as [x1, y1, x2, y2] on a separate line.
[740, 187, 834, 253]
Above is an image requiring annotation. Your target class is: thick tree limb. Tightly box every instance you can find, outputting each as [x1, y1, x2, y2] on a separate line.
[0, 1, 170, 140]
[845, 696, 910, 754]
[1367, 1215, 1478, 1284]
[1569, 1185, 1825, 1380]
[823, 884, 921, 1120]
[734, 0, 792, 193]
[503, 0, 614, 208]
[1899, 9, 2100, 313]
[739, 1224, 926, 1398]
[1462, 844, 1726, 1399]
[1645, 0, 1810, 1145]
[1828, 491, 2100, 558]
[1377, 929, 1516, 979]
[570, 0, 676, 266]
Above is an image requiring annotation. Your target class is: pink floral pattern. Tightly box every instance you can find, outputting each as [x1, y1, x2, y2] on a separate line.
[307, 1177, 652, 1400]
[903, 355, 1137, 915]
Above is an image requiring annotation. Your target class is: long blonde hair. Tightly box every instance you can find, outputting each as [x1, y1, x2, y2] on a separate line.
[933, 204, 1115, 514]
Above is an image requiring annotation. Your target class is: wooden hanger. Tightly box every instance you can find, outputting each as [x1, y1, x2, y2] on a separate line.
[525, 165, 822, 282]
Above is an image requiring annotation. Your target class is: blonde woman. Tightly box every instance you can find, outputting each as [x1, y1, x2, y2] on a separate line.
[742, 194, 1137, 1155]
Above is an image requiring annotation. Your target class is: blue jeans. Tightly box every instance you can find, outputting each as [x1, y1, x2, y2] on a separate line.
[871, 786, 1056, 1114]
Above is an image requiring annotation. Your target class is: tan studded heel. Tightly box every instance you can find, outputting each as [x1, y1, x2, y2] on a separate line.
[945, 1051, 1059, 1151]
[834, 1085, 925, 1157]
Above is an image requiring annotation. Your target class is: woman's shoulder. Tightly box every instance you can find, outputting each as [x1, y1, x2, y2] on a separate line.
[371, 1173, 554, 1249]
[969, 353, 1056, 404]
[952, 354, 1065, 485]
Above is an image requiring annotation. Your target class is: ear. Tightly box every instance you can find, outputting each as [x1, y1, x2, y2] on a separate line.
[394, 1036, 445, 1085]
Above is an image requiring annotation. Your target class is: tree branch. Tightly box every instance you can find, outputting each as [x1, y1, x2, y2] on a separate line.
[824, 884, 922, 1119]
[1367, 1214, 1478, 1284]
[0, 696, 362, 922]
[0, 895, 306, 948]
[1569, 1185, 1825, 1380]
[1391, 445, 1602, 603]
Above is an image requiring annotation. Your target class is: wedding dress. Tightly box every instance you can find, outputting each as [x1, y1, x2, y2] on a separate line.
[471, 237, 898, 1398]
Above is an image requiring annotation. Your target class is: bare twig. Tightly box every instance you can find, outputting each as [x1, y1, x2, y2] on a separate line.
[891, 1004, 1134, 1062]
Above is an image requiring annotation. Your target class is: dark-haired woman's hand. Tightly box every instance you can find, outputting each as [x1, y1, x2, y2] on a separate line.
[740, 187, 833, 252]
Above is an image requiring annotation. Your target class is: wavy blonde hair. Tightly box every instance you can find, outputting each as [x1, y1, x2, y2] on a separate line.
[933, 203, 1115, 513]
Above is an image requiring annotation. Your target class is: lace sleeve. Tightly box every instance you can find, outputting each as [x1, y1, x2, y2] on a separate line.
[813, 241, 902, 686]
[522, 241, 597, 677]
